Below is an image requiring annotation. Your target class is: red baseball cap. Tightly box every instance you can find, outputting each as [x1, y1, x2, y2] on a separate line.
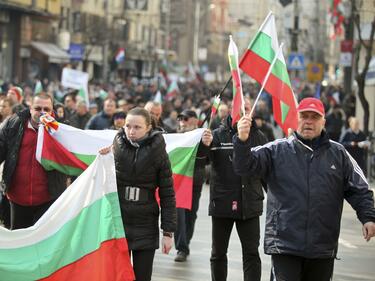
[297, 98, 325, 117]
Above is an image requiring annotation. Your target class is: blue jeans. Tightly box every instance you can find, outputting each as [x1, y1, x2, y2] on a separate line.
[174, 184, 202, 254]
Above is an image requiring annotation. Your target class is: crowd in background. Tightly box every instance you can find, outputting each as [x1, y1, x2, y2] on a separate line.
[0, 76, 370, 177]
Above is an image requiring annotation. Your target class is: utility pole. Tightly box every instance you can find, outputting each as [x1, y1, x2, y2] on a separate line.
[193, 0, 201, 68]
[291, 0, 299, 52]
[164, 0, 170, 69]
[290, 0, 300, 78]
[343, 3, 354, 96]
[102, 0, 110, 82]
[313, 0, 320, 62]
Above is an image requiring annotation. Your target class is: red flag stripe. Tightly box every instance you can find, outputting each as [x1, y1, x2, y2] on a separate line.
[42, 128, 88, 170]
[39, 238, 134, 281]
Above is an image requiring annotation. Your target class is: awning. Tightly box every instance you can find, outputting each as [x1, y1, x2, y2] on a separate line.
[31, 42, 70, 64]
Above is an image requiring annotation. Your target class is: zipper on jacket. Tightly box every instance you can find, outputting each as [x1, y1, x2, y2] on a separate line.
[305, 153, 314, 252]
[242, 184, 246, 220]
[132, 147, 139, 176]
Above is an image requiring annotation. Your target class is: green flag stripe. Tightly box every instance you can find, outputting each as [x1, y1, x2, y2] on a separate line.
[281, 101, 290, 123]
[228, 54, 238, 70]
[0, 193, 124, 281]
[248, 32, 292, 88]
[168, 146, 198, 178]
[41, 158, 84, 176]
[73, 153, 97, 165]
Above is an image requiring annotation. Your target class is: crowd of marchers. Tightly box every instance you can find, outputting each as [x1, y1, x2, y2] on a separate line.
[0, 76, 374, 281]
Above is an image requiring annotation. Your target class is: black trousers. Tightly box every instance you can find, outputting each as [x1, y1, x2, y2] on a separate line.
[210, 216, 261, 281]
[175, 184, 202, 254]
[270, 254, 334, 281]
[10, 200, 54, 230]
[0, 194, 10, 228]
[130, 249, 155, 281]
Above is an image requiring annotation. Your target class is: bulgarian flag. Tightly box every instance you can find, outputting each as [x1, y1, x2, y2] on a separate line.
[228, 35, 245, 126]
[165, 80, 179, 101]
[210, 95, 221, 121]
[36, 122, 204, 210]
[0, 154, 134, 280]
[239, 12, 298, 134]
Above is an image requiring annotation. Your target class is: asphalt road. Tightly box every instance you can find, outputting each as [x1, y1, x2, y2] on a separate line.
[152, 185, 375, 281]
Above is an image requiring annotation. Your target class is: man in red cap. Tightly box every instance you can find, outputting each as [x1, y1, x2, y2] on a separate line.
[232, 97, 375, 280]
[7, 86, 27, 113]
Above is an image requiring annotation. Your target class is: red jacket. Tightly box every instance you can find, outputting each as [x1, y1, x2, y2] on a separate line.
[7, 122, 50, 206]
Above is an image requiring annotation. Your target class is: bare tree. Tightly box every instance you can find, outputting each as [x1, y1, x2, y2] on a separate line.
[352, 0, 375, 136]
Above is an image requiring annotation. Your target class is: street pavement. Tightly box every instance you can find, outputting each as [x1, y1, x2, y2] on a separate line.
[152, 185, 375, 281]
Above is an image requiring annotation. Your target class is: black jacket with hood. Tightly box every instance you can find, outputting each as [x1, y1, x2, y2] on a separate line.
[0, 109, 67, 198]
[113, 128, 176, 250]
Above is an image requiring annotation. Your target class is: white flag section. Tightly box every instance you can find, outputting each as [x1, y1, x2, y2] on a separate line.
[36, 122, 204, 209]
[0, 154, 134, 280]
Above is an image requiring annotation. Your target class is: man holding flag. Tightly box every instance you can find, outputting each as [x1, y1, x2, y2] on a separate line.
[0, 92, 67, 229]
[233, 97, 375, 280]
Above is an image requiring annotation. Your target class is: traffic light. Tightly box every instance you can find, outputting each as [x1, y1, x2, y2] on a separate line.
[279, 0, 292, 7]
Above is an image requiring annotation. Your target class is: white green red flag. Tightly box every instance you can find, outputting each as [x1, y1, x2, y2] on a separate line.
[165, 80, 179, 101]
[34, 80, 43, 95]
[0, 154, 134, 280]
[239, 12, 298, 135]
[228, 35, 245, 125]
[210, 95, 221, 121]
[36, 123, 204, 210]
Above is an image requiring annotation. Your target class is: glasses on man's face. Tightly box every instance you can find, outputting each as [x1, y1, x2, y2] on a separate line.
[33, 106, 52, 113]
[178, 117, 189, 122]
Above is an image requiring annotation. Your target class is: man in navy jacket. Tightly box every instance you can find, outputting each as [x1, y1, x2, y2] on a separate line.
[233, 97, 375, 281]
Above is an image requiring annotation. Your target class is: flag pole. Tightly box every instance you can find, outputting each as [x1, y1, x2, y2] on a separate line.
[249, 42, 284, 117]
[214, 12, 274, 100]
[206, 12, 275, 126]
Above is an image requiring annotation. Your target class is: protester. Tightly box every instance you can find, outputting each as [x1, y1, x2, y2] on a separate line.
[85, 98, 116, 130]
[69, 101, 91, 130]
[233, 97, 375, 280]
[54, 103, 69, 124]
[144, 101, 164, 129]
[163, 110, 178, 133]
[63, 93, 76, 120]
[210, 103, 229, 131]
[0, 92, 67, 229]
[89, 102, 98, 116]
[209, 115, 267, 281]
[174, 109, 212, 262]
[253, 113, 275, 142]
[340, 116, 370, 176]
[110, 111, 126, 130]
[325, 104, 345, 141]
[6, 86, 27, 113]
[0, 97, 14, 122]
[99, 107, 176, 281]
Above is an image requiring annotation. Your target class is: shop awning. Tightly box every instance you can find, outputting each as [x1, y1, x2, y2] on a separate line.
[31, 42, 70, 64]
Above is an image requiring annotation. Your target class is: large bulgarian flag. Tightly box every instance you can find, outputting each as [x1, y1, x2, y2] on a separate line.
[228, 35, 245, 126]
[0, 153, 134, 280]
[36, 122, 204, 210]
[239, 12, 298, 134]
